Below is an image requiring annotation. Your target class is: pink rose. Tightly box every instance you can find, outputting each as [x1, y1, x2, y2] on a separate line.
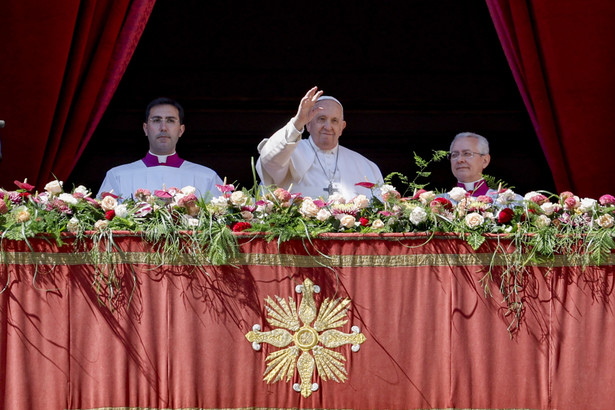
[599, 194, 615, 206]
[530, 194, 549, 205]
[476, 195, 493, 204]
[0, 200, 8, 214]
[273, 187, 292, 202]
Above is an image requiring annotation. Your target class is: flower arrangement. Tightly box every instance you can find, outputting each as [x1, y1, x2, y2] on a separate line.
[1, 173, 614, 332]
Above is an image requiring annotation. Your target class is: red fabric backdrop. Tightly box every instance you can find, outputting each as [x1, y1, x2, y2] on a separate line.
[1, 234, 615, 409]
[486, 0, 615, 198]
[0, 0, 155, 190]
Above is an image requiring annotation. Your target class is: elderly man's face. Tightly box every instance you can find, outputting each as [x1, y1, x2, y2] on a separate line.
[306, 100, 346, 151]
[450, 136, 490, 182]
[143, 104, 185, 155]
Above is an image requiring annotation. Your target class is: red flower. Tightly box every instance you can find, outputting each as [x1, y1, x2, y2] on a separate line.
[216, 183, 235, 193]
[412, 189, 427, 200]
[105, 210, 116, 221]
[359, 217, 369, 226]
[430, 197, 453, 212]
[497, 208, 515, 224]
[232, 221, 252, 232]
[14, 179, 35, 191]
[355, 181, 376, 189]
[101, 192, 119, 199]
[154, 190, 173, 199]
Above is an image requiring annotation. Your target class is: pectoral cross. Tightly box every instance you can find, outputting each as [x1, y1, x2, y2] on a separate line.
[323, 182, 338, 195]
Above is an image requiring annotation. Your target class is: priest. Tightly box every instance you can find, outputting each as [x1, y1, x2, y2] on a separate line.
[256, 86, 383, 200]
[97, 97, 223, 200]
[448, 132, 493, 196]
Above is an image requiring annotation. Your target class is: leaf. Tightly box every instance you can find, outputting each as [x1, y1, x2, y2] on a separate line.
[467, 231, 486, 250]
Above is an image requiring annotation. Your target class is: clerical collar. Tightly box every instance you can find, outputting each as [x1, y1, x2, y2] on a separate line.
[457, 179, 489, 196]
[142, 152, 184, 168]
[308, 137, 338, 155]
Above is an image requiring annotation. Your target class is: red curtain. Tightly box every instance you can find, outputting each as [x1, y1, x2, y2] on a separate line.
[0, 0, 155, 190]
[486, 0, 615, 198]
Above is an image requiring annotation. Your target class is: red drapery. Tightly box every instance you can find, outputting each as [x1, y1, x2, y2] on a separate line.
[0, 0, 155, 190]
[486, 0, 615, 198]
[1, 233, 615, 409]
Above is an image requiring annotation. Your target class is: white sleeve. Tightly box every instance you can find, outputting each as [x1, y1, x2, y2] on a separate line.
[255, 120, 303, 186]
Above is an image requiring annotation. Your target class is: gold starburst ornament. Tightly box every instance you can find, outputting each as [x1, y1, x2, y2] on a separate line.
[245, 278, 366, 398]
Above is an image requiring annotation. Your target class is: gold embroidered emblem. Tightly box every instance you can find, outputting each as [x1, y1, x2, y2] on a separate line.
[245, 278, 366, 398]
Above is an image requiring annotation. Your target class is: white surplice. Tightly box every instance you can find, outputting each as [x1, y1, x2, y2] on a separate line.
[97, 159, 223, 200]
[256, 120, 383, 200]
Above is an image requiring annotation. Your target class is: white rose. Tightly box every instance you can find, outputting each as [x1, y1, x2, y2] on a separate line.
[182, 215, 200, 227]
[210, 196, 229, 208]
[337, 214, 356, 229]
[94, 220, 109, 230]
[256, 199, 274, 214]
[316, 208, 332, 222]
[37, 192, 50, 204]
[352, 194, 370, 209]
[230, 191, 248, 206]
[100, 195, 118, 211]
[418, 190, 436, 205]
[44, 180, 63, 195]
[540, 202, 557, 216]
[409, 206, 427, 225]
[181, 185, 197, 195]
[328, 192, 345, 204]
[16, 207, 31, 223]
[379, 184, 397, 196]
[448, 187, 467, 202]
[240, 210, 254, 221]
[579, 198, 597, 213]
[371, 219, 385, 229]
[114, 204, 129, 218]
[58, 193, 78, 205]
[496, 189, 518, 205]
[535, 214, 551, 229]
[74, 185, 91, 196]
[300, 199, 320, 218]
[597, 214, 615, 229]
[524, 191, 540, 201]
[464, 212, 484, 229]
[67, 217, 79, 233]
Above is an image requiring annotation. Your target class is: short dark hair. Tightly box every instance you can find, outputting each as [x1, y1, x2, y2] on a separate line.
[144, 97, 185, 124]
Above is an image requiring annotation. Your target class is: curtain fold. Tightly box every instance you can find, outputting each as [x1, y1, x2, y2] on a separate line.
[486, 0, 615, 198]
[0, 0, 155, 190]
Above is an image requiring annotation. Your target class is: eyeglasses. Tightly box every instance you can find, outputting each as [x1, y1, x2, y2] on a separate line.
[148, 117, 179, 125]
[447, 151, 487, 160]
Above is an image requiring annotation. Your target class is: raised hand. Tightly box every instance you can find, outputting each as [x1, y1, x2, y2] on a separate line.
[292, 86, 324, 131]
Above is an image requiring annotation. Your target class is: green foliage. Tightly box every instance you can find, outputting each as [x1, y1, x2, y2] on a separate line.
[385, 150, 448, 196]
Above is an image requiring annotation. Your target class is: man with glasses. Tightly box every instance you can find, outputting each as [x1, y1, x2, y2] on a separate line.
[97, 97, 223, 199]
[447, 132, 492, 197]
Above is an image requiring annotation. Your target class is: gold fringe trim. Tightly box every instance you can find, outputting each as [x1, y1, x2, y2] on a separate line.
[2, 250, 613, 268]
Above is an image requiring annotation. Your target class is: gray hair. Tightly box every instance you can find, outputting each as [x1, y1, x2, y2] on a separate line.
[450, 132, 489, 154]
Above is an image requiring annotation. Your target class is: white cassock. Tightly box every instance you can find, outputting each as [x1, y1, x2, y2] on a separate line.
[256, 120, 384, 200]
[97, 157, 223, 200]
